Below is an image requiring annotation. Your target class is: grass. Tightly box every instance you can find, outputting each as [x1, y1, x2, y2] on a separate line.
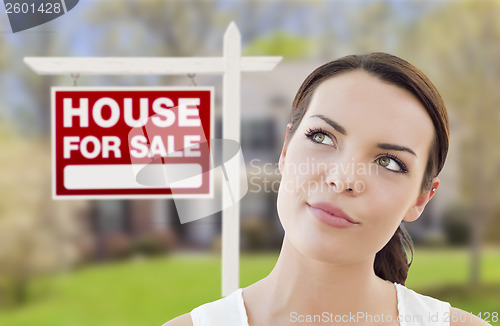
[407, 247, 500, 322]
[0, 248, 498, 326]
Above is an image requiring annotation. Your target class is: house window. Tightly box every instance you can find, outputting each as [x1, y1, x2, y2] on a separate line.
[242, 119, 276, 151]
[92, 200, 129, 234]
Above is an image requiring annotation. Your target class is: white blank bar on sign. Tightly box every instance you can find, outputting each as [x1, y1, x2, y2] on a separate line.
[64, 164, 202, 189]
[24, 57, 281, 75]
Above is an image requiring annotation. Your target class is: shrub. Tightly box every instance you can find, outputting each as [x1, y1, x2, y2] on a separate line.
[442, 205, 472, 246]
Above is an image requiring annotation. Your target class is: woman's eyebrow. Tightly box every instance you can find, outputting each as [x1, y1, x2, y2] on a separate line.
[309, 114, 417, 157]
[377, 143, 417, 157]
[310, 114, 346, 135]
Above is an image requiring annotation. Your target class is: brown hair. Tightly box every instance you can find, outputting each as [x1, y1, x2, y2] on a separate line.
[288, 53, 449, 285]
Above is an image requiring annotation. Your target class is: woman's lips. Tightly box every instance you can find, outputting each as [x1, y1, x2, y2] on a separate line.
[306, 202, 359, 228]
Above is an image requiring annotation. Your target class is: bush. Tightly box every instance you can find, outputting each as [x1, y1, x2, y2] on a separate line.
[104, 234, 133, 260]
[442, 205, 472, 246]
[484, 208, 500, 245]
[132, 230, 176, 256]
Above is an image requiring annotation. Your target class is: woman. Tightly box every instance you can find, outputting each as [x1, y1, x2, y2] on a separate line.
[165, 53, 490, 326]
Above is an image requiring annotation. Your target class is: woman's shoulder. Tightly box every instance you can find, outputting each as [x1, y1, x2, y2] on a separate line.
[396, 284, 491, 326]
[449, 307, 492, 326]
[162, 313, 193, 326]
[162, 289, 246, 326]
[396, 283, 450, 312]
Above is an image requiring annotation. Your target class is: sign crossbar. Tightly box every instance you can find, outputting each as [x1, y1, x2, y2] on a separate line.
[23, 57, 281, 75]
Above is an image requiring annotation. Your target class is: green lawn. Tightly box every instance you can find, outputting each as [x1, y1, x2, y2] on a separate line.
[407, 247, 500, 322]
[0, 248, 498, 326]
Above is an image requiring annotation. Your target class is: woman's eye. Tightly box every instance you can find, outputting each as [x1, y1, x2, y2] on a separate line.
[376, 156, 406, 173]
[310, 132, 335, 146]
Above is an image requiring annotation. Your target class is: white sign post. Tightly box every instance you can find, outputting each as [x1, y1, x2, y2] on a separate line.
[25, 22, 282, 296]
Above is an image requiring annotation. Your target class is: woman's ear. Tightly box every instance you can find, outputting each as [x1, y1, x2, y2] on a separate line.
[403, 177, 440, 222]
[278, 123, 293, 174]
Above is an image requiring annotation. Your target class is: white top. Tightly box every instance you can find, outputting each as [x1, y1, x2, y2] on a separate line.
[190, 283, 451, 326]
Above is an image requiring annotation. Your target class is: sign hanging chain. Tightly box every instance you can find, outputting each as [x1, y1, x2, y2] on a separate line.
[187, 73, 197, 86]
[70, 73, 80, 87]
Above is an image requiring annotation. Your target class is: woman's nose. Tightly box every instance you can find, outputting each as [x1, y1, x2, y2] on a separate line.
[324, 157, 365, 195]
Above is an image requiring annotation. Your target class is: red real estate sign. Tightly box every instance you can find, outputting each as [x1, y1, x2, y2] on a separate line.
[52, 87, 213, 199]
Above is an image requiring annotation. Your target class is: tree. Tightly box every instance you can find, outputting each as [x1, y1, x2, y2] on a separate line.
[0, 123, 89, 308]
[400, 0, 500, 285]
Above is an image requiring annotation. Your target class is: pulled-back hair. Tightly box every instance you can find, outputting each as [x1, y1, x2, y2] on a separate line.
[288, 53, 449, 284]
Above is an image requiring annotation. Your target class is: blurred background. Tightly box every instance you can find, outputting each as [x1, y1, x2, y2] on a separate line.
[0, 0, 499, 325]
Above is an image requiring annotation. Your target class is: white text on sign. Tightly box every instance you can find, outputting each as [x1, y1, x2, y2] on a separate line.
[62, 97, 202, 159]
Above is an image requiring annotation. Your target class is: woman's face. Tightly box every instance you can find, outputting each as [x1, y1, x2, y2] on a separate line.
[277, 70, 438, 264]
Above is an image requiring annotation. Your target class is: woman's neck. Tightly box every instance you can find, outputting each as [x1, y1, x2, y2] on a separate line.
[243, 236, 397, 325]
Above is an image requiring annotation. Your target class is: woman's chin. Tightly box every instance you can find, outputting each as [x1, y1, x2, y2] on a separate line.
[285, 230, 365, 265]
